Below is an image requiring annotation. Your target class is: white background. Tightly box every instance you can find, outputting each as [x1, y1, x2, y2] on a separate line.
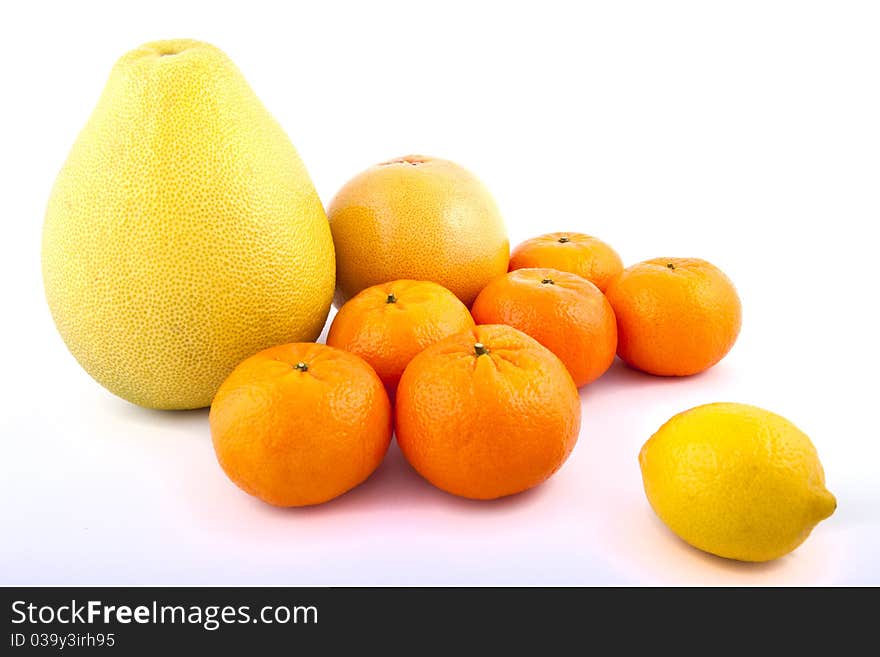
[1, 1, 878, 585]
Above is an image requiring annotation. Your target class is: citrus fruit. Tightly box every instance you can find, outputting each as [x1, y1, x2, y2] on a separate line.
[509, 232, 623, 292]
[327, 155, 509, 306]
[471, 268, 617, 387]
[395, 324, 581, 500]
[639, 402, 836, 562]
[42, 40, 334, 409]
[327, 280, 475, 391]
[209, 343, 391, 507]
[604, 257, 741, 376]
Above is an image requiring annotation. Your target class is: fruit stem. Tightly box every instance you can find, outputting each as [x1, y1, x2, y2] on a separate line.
[474, 343, 490, 357]
[386, 293, 397, 304]
[294, 362, 309, 372]
[541, 278, 555, 285]
[558, 236, 570, 243]
[666, 262, 675, 270]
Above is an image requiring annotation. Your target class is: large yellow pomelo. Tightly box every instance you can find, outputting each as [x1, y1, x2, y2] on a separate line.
[42, 40, 335, 409]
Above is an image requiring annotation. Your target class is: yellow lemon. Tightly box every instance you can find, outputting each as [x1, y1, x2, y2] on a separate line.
[639, 402, 836, 562]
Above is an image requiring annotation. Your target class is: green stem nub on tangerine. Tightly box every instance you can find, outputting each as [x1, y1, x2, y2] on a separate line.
[474, 343, 490, 357]
[294, 362, 309, 372]
[386, 293, 397, 304]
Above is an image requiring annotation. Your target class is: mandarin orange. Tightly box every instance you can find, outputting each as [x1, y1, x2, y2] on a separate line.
[395, 324, 581, 500]
[327, 280, 475, 391]
[472, 268, 617, 387]
[210, 343, 392, 506]
[605, 258, 741, 376]
[509, 232, 623, 292]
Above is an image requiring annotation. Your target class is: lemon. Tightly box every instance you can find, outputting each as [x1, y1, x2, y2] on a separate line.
[639, 402, 836, 562]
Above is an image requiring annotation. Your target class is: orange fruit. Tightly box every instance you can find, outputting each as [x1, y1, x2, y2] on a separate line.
[328, 155, 509, 306]
[508, 232, 623, 292]
[395, 324, 581, 500]
[327, 279, 475, 391]
[471, 268, 617, 387]
[209, 343, 392, 507]
[605, 258, 742, 376]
